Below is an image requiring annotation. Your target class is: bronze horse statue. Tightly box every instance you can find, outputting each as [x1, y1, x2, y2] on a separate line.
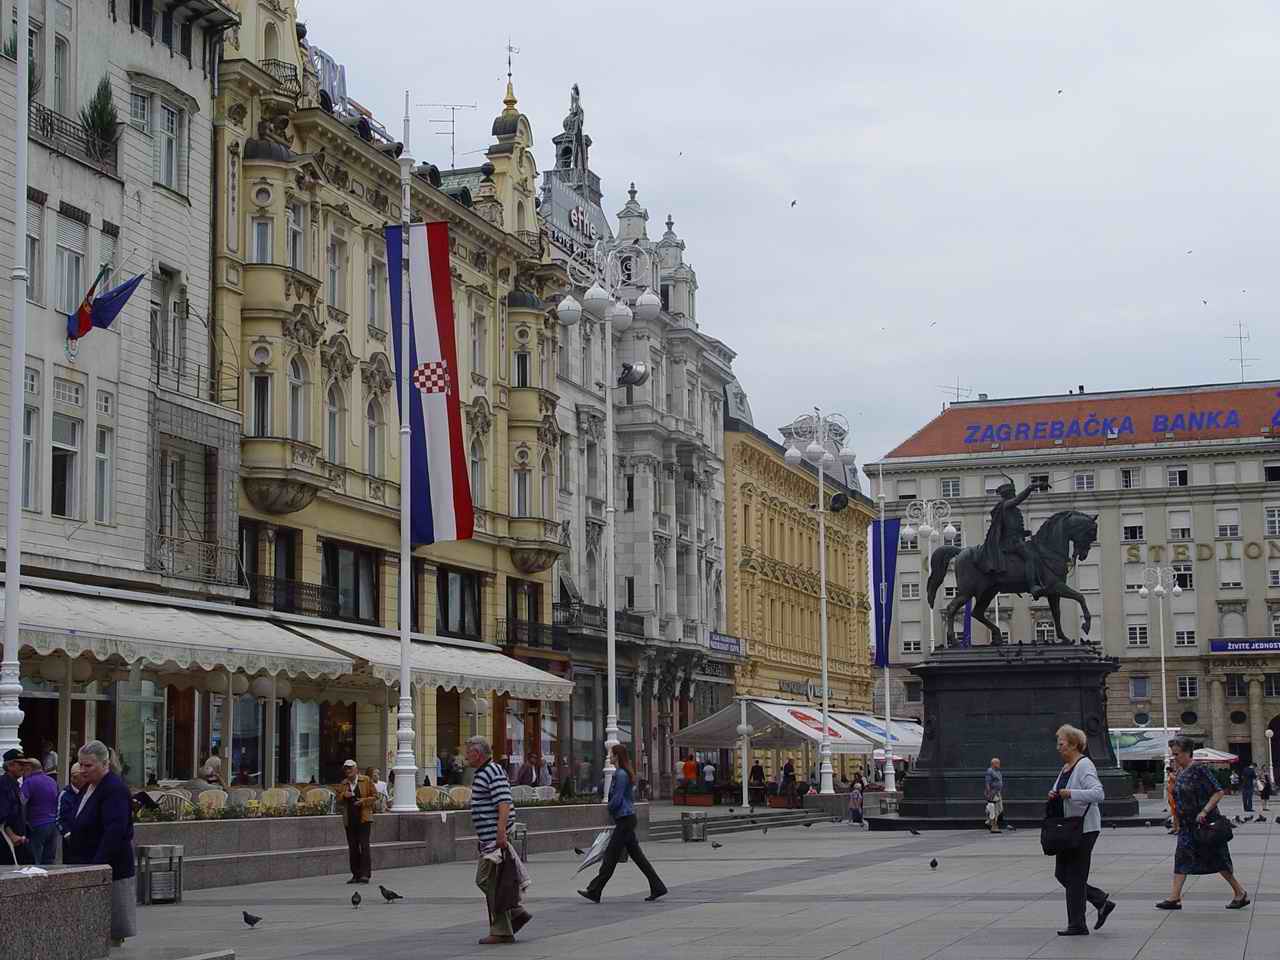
[927, 510, 1099, 646]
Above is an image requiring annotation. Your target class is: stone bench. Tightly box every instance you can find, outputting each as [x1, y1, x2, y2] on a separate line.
[0, 864, 113, 959]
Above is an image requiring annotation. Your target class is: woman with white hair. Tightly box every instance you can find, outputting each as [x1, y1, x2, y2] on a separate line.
[64, 740, 136, 947]
[1047, 724, 1115, 937]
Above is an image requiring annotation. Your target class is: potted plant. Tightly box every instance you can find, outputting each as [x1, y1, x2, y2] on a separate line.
[81, 75, 120, 163]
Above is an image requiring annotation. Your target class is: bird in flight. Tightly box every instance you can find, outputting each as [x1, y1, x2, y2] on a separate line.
[379, 885, 403, 903]
[243, 911, 262, 928]
[351, 891, 362, 909]
[790, 200, 797, 207]
[1202, 299, 1208, 305]
[1057, 89, 1063, 95]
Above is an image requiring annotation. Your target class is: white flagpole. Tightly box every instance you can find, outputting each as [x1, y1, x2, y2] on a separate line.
[391, 90, 418, 811]
[1, 0, 32, 754]
[878, 462, 895, 794]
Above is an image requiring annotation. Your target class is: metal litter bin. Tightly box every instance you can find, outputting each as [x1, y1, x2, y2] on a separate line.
[510, 822, 529, 861]
[136, 844, 184, 905]
[680, 811, 708, 842]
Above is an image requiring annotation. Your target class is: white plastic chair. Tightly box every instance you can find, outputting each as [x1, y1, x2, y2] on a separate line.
[535, 785, 557, 801]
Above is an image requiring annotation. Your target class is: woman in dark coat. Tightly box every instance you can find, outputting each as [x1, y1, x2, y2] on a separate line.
[1157, 736, 1248, 910]
[66, 740, 136, 946]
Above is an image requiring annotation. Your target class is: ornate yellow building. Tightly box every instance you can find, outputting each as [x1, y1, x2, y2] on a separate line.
[723, 398, 874, 773]
[211, 1, 568, 781]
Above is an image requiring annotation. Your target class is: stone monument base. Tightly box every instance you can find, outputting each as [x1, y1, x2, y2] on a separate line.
[899, 642, 1138, 821]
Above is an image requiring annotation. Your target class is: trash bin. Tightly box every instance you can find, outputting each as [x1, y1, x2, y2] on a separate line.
[680, 811, 708, 842]
[136, 844, 184, 905]
[510, 822, 529, 861]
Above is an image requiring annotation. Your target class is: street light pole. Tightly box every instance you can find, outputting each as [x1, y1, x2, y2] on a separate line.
[1139, 565, 1180, 741]
[1266, 728, 1275, 793]
[784, 410, 856, 796]
[903, 499, 954, 653]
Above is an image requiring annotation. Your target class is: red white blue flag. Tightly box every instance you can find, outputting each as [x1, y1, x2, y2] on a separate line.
[67, 265, 143, 341]
[386, 222, 474, 545]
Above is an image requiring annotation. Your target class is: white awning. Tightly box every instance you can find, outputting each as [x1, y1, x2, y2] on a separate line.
[675, 698, 880, 755]
[3, 584, 353, 679]
[831, 712, 924, 751]
[292, 625, 574, 702]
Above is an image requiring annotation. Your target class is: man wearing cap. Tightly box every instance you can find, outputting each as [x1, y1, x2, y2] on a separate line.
[18, 756, 59, 864]
[1, 749, 29, 865]
[976, 478, 1050, 599]
[336, 759, 377, 884]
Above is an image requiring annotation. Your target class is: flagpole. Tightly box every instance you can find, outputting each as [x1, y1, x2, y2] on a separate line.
[391, 90, 418, 812]
[878, 462, 895, 794]
[1, 0, 32, 754]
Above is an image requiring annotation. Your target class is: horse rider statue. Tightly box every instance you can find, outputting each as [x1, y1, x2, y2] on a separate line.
[975, 475, 1051, 599]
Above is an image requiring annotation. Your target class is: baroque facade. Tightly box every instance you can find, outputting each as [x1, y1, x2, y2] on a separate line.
[869, 380, 1280, 772]
[723, 399, 876, 775]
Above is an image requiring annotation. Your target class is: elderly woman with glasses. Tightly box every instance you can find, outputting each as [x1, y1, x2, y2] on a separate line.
[1157, 735, 1248, 911]
[64, 740, 136, 947]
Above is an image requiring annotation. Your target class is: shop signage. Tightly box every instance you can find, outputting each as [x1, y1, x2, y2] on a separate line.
[709, 631, 743, 655]
[787, 708, 845, 738]
[778, 678, 832, 700]
[1125, 540, 1280, 564]
[696, 660, 732, 680]
[963, 403, 1280, 446]
[1210, 640, 1280, 654]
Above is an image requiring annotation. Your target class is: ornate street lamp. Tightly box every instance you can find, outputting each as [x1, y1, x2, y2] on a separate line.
[1139, 565, 1182, 740]
[903, 498, 955, 653]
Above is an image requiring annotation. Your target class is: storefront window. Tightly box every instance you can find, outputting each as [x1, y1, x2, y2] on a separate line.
[617, 677, 634, 746]
[114, 679, 166, 785]
[504, 698, 527, 769]
[232, 693, 263, 785]
[288, 700, 320, 784]
[319, 702, 356, 784]
[572, 674, 597, 794]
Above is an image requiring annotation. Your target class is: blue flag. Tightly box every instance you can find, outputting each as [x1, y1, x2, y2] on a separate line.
[871, 518, 901, 668]
[961, 600, 972, 648]
[67, 272, 144, 340]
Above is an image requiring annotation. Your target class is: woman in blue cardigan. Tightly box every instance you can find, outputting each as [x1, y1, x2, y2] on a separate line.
[578, 744, 667, 903]
[66, 741, 136, 947]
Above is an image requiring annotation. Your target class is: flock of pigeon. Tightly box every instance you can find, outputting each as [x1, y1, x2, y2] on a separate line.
[242, 884, 405, 928]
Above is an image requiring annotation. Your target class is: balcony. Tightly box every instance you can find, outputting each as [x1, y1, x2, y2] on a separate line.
[498, 618, 566, 651]
[508, 516, 566, 574]
[654, 513, 670, 534]
[553, 602, 647, 638]
[682, 621, 701, 644]
[151, 350, 234, 404]
[259, 59, 301, 98]
[587, 497, 605, 521]
[146, 533, 240, 586]
[29, 100, 118, 176]
[678, 519, 691, 541]
[367, 317, 388, 343]
[243, 574, 339, 618]
[241, 437, 328, 515]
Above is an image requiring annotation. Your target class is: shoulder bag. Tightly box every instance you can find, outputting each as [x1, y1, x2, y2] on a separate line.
[1040, 762, 1091, 856]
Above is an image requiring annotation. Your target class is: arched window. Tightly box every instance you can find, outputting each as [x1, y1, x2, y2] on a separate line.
[263, 21, 279, 60]
[655, 557, 666, 616]
[469, 438, 485, 507]
[288, 356, 307, 441]
[366, 398, 383, 477]
[541, 454, 554, 519]
[325, 382, 344, 463]
[586, 548, 599, 604]
[516, 200, 527, 233]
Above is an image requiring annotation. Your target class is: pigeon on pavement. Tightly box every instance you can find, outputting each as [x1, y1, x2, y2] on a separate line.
[804, 822, 813, 829]
[243, 911, 262, 928]
[379, 885, 403, 903]
[351, 891, 362, 909]
[573, 847, 585, 856]
[909, 829, 921, 836]
[930, 859, 938, 870]
[711, 841, 723, 849]
[762, 827, 769, 835]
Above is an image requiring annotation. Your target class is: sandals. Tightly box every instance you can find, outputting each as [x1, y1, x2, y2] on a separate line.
[1155, 899, 1182, 910]
[1227, 894, 1250, 910]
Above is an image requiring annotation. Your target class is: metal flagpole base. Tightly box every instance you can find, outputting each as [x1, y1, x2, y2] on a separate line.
[390, 694, 418, 811]
[0, 660, 22, 754]
[818, 743, 834, 795]
[601, 720, 620, 798]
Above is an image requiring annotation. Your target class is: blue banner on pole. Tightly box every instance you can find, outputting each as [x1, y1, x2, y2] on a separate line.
[961, 600, 972, 648]
[871, 518, 901, 668]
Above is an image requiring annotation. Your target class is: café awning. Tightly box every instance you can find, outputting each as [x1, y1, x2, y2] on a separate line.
[3, 582, 354, 679]
[831, 712, 924, 752]
[675, 698, 880, 755]
[293, 625, 574, 702]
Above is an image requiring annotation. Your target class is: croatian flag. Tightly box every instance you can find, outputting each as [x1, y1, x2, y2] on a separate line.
[386, 222, 474, 545]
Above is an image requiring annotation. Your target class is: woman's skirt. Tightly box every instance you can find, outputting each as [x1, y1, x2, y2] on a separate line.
[111, 876, 138, 941]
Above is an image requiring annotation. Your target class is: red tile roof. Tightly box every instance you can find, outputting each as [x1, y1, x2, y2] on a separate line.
[884, 382, 1280, 460]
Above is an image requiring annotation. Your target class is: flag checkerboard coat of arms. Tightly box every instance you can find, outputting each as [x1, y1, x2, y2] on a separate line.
[385, 222, 474, 545]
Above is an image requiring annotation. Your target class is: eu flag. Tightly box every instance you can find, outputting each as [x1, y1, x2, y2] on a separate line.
[67, 273, 144, 341]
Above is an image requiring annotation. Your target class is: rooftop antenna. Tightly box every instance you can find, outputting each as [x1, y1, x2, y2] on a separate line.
[937, 376, 975, 404]
[420, 102, 476, 169]
[1225, 319, 1259, 382]
[506, 37, 519, 82]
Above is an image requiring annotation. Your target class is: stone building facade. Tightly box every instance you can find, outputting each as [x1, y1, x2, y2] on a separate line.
[868, 380, 1280, 772]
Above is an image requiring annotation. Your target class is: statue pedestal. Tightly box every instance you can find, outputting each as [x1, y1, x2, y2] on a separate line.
[898, 643, 1138, 820]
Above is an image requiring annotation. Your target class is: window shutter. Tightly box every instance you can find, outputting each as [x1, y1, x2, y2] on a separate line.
[27, 201, 43, 238]
[56, 214, 86, 252]
[1169, 509, 1191, 530]
[152, 109, 162, 184]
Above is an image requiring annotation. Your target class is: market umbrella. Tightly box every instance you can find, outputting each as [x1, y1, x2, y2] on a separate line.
[1192, 747, 1239, 765]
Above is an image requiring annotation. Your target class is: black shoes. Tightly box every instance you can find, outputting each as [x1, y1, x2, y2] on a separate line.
[1227, 894, 1250, 910]
[346, 877, 360, 884]
[512, 910, 533, 933]
[1095, 900, 1116, 930]
[1057, 928, 1088, 936]
[577, 889, 601, 903]
[645, 886, 668, 902]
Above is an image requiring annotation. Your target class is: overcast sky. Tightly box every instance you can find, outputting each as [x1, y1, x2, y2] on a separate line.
[300, 0, 1280, 472]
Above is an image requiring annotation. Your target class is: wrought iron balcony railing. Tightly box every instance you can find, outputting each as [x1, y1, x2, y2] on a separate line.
[29, 99, 118, 175]
[498, 618, 566, 651]
[552, 602, 646, 638]
[243, 574, 340, 619]
[259, 59, 301, 98]
[146, 533, 241, 585]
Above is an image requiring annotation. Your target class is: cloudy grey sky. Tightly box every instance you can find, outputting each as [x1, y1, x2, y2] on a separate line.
[300, 0, 1280, 471]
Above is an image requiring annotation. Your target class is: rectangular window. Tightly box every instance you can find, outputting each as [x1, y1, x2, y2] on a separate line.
[287, 203, 304, 270]
[982, 476, 1004, 495]
[1167, 466, 1189, 487]
[327, 235, 346, 308]
[900, 621, 922, 655]
[53, 378, 83, 406]
[99, 231, 118, 288]
[1120, 467, 1141, 489]
[1126, 619, 1149, 647]
[97, 390, 113, 417]
[1172, 561, 1194, 591]
[514, 352, 530, 388]
[1216, 507, 1240, 539]
[251, 218, 272, 264]
[1029, 473, 1050, 489]
[1124, 565, 1144, 593]
[158, 102, 179, 189]
[94, 426, 113, 523]
[1034, 621, 1055, 644]
[55, 215, 86, 315]
[367, 258, 385, 329]
[1265, 463, 1280, 482]
[129, 90, 149, 129]
[25, 200, 42, 304]
[1169, 509, 1192, 541]
[251, 374, 270, 437]
[160, 8, 174, 46]
[1214, 462, 1236, 485]
[50, 413, 81, 519]
[897, 478, 919, 501]
[179, 20, 192, 59]
[1219, 558, 1243, 590]
[435, 566, 481, 639]
[904, 682, 923, 704]
[1265, 674, 1280, 698]
[323, 541, 380, 624]
[53, 36, 69, 114]
[1274, 611, 1280, 639]
[899, 530, 919, 551]
[1076, 563, 1100, 592]
[513, 471, 530, 517]
[22, 404, 39, 511]
[625, 475, 634, 512]
[625, 576, 635, 609]
[899, 576, 921, 601]
[940, 477, 961, 499]
[1266, 506, 1280, 539]
[1173, 613, 1196, 647]
[1073, 471, 1095, 492]
[1130, 676, 1150, 700]
[1225, 673, 1247, 698]
[1121, 512, 1144, 543]
[1177, 676, 1199, 700]
[943, 585, 958, 600]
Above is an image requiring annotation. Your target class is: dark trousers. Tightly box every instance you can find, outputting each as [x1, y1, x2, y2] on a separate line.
[586, 815, 664, 898]
[346, 819, 371, 880]
[1054, 831, 1107, 931]
[1243, 787, 1254, 812]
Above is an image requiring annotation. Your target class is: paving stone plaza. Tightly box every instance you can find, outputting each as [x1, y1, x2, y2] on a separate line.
[114, 798, 1279, 960]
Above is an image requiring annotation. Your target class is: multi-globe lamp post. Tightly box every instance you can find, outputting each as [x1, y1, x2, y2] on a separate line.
[1138, 565, 1182, 740]
[902, 498, 956, 654]
[782, 410, 856, 796]
[555, 241, 660, 798]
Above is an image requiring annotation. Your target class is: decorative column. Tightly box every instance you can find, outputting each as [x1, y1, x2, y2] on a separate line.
[663, 464, 678, 630]
[648, 669, 662, 796]
[58, 655, 73, 783]
[632, 666, 646, 783]
[1210, 677, 1228, 751]
[220, 670, 235, 778]
[1248, 675, 1266, 766]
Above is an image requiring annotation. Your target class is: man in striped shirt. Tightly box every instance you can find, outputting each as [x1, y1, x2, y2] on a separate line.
[467, 736, 532, 944]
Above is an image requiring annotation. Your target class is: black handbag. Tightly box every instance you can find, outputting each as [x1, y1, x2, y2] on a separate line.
[1196, 814, 1233, 848]
[1040, 794, 1090, 855]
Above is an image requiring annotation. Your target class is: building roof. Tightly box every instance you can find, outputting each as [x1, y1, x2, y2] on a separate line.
[725, 415, 873, 510]
[881, 379, 1280, 461]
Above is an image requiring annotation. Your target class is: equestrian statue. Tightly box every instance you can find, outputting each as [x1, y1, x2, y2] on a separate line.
[926, 476, 1098, 646]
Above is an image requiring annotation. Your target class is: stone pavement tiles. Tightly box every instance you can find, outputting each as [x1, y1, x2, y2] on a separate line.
[114, 796, 1280, 960]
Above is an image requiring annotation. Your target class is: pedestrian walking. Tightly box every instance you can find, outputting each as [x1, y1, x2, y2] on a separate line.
[846, 781, 865, 826]
[702, 758, 716, 794]
[1261, 772, 1273, 812]
[985, 757, 1004, 834]
[18, 758, 58, 865]
[336, 759, 376, 884]
[1240, 763, 1256, 813]
[579, 744, 667, 904]
[1047, 725, 1114, 937]
[1157, 735, 1249, 911]
[65, 740, 136, 947]
[468, 736, 532, 945]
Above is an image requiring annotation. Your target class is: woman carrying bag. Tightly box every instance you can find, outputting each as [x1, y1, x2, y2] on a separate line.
[1043, 724, 1115, 937]
[578, 744, 667, 904]
[1157, 735, 1248, 910]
